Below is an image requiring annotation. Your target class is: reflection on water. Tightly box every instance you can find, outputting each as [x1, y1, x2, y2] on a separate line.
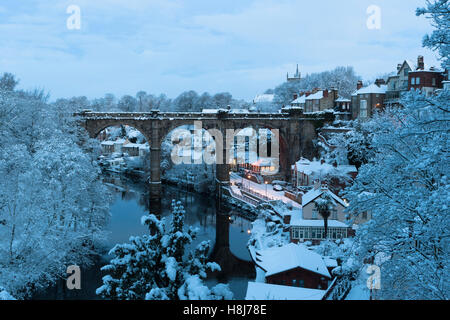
[32, 173, 254, 300]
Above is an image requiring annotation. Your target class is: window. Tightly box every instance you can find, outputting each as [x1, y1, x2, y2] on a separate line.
[360, 100, 368, 118]
[292, 279, 297, 286]
[404, 68, 409, 76]
[299, 280, 305, 288]
[432, 78, 436, 86]
[292, 229, 299, 239]
[411, 78, 415, 85]
[332, 209, 338, 220]
[312, 209, 318, 219]
[416, 77, 420, 85]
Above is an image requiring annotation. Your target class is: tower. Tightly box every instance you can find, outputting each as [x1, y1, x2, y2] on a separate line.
[287, 64, 301, 82]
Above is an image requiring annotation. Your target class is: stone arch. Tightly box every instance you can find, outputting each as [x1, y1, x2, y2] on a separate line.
[83, 119, 152, 146]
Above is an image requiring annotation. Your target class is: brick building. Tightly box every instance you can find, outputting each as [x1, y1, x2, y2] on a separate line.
[351, 81, 387, 119]
[250, 243, 334, 290]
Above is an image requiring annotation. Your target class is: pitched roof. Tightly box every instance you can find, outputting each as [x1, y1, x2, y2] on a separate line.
[245, 282, 326, 300]
[291, 94, 307, 104]
[354, 83, 387, 95]
[335, 96, 351, 102]
[305, 91, 324, 100]
[254, 243, 331, 278]
[301, 187, 348, 208]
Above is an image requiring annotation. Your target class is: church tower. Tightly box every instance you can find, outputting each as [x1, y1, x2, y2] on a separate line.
[287, 64, 301, 82]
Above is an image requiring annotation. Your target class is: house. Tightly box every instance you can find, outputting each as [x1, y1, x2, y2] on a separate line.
[351, 81, 387, 119]
[385, 56, 446, 106]
[288, 186, 353, 244]
[334, 96, 352, 120]
[250, 243, 333, 290]
[245, 282, 326, 300]
[138, 144, 150, 157]
[100, 141, 115, 155]
[289, 214, 351, 244]
[113, 138, 126, 154]
[286, 185, 370, 244]
[304, 89, 338, 113]
[408, 56, 446, 96]
[290, 93, 307, 109]
[122, 143, 141, 157]
[291, 158, 357, 192]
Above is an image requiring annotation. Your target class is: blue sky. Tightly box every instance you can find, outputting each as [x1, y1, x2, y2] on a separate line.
[0, 0, 440, 101]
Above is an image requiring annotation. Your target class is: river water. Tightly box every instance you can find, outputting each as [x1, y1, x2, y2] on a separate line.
[32, 173, 255, 300]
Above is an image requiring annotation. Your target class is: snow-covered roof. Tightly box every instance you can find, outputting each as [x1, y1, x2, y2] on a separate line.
[290, 214, 349, 228]
[230, 109, 251, 113]
[354, 83, 387, 95]
[202, 109, 218, 114]
[291, 95, 306, 104]
[253, 94, 275, 103]
[101, 141, 115, 146]
[305, 91, 324, 100]
[254, 243, 331, 278]
[245, 282, 326, 300]
[294, 158, 357, 177]
[335, 96, 351, 102]
[324, 257, 338, 268]
[251, 157, 274, 167]
[114, 138, 126, 144]
[301, 187, 348, 208]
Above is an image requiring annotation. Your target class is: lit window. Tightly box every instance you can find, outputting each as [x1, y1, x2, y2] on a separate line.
[416, 77, 420, 85]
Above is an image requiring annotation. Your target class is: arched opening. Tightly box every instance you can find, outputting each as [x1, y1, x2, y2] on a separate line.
[94, 125, 151, 180]
[228, 126, 288, 184]
[160, 123, 218, 197]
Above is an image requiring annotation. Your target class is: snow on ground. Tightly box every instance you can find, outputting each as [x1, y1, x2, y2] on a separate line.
[345, 265, 371, 300]
[230, 173, 301, 209]
[246, 282, 326, 300]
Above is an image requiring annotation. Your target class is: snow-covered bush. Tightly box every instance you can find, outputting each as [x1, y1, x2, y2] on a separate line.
[97, 200, 233, 300]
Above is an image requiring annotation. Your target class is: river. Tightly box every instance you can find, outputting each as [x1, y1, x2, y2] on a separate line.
[32, 173, 255, 300]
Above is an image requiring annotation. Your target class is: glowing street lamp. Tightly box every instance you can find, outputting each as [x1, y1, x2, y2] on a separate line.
[265, 181, 268, 199]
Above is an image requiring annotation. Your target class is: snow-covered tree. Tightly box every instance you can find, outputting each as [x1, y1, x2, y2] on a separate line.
[416, 0, 450, 69]
[314, 193, 337, 238]
[97, 200, 233, 300]
[0, 83, 111, 297]
[343, 89, 449, 299]
[273, 66, 360, 106]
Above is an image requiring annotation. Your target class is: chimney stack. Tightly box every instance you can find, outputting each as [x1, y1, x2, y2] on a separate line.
[293, 93, 298, 100]
[375, 79, 386, 87]
[417, 55, 424, 70]
[323, 90, 328, 98]
[357, 80, 363, 90]
[397, 64, 402, 71]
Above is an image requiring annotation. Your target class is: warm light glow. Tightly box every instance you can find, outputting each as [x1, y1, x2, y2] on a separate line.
[247, 229, 251, 234]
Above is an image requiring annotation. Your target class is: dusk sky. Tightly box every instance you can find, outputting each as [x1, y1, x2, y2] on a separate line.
[0, 0, 441, 101]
